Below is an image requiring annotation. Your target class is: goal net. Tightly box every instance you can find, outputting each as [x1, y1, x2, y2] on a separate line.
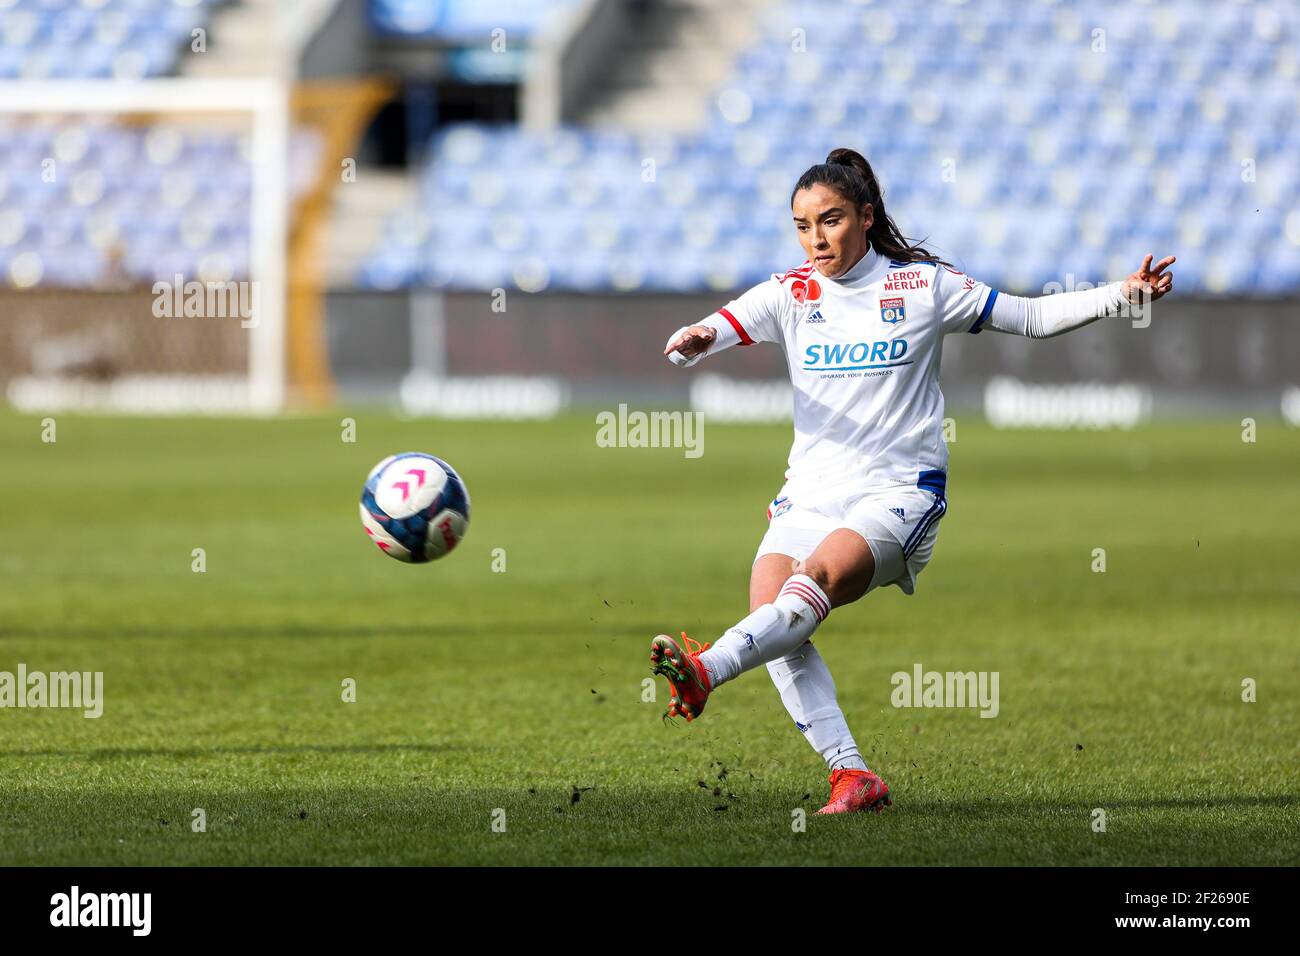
[0, 79, 291, 414]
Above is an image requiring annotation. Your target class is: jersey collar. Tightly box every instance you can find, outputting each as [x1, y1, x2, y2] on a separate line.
[814, 246, 888, 290]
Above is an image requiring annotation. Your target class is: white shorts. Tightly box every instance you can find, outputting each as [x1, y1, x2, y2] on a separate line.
[753, 474, 947, 595]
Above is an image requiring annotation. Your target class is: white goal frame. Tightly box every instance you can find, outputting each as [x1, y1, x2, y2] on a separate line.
[0, 78, 290, 412]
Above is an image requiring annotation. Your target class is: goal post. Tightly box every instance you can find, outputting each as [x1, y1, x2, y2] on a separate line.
[0, 78, 289, 413]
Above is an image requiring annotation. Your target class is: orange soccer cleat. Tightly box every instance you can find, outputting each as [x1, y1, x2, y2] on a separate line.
[650, 631, 713, 722]
[816, 768, 892, 815]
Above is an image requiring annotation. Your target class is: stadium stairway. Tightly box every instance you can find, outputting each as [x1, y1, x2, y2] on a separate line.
[580, 0, 772, 133]
[182, 0, 340, 79]
[324, 169, 411, 290]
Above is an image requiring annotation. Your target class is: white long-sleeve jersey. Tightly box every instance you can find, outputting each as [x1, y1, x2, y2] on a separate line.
[672, 246, 1128, 500]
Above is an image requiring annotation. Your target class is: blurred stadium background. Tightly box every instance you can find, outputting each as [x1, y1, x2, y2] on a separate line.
[0, 0, 1297, 426]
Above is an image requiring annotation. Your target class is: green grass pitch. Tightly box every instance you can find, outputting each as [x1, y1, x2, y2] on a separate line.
[0, 410, 1296, 866]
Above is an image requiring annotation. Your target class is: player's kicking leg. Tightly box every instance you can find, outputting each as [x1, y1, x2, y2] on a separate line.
[647, 556, 834, 725]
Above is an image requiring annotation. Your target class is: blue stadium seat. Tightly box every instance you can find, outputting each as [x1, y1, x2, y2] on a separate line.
[354, 0, 1300, 295]
[0, 0, 218, 79]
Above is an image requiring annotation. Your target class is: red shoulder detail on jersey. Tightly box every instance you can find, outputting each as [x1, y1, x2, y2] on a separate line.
[768, 260, 822, 304]
[774, 260, 814, 283]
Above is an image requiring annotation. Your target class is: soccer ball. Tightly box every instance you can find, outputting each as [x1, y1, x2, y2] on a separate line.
[359, 452, 470, 563]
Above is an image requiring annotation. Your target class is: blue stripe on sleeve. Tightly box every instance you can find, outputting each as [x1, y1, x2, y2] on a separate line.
[969, 288, 999, 334]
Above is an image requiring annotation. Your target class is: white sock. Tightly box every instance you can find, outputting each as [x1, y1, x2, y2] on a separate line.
[699, 574, 831, 688]
[767, 640, 868, 772]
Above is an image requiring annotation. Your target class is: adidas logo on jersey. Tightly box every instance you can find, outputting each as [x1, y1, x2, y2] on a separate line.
[804, 309, 826, 323]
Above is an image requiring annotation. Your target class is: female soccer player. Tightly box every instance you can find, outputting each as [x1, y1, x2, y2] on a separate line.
[653, 148, 1175, 814]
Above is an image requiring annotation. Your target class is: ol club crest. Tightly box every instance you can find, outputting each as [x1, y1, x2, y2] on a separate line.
[880, 296, 906, 324]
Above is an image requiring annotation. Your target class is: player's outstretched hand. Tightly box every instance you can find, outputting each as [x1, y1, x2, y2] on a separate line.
[664, 324, 717, 365]
[1121, 253, 1176, 304]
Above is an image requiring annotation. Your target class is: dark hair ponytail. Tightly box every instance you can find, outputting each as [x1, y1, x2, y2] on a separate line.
[791, 147, 949, 266]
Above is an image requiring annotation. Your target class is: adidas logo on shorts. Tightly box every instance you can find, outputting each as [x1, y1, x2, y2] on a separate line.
[889, 507, 906, 520]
